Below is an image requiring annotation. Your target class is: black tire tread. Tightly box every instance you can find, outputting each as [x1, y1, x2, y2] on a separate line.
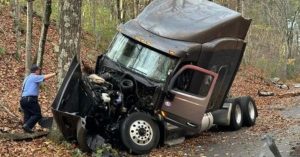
[238, 96, 258, 127]
[230, 99, 243, 130]
[120, 112, 160, 155]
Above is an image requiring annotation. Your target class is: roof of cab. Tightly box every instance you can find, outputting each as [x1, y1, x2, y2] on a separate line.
[119, 0, 251, 57]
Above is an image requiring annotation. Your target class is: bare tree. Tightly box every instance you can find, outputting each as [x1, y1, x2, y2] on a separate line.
[36, 0, 52, 69]
[57, 0, 82, 86]
[25, 0, 34, 75]
[11, 0, 21, 59]
[133, 0, 139, 18]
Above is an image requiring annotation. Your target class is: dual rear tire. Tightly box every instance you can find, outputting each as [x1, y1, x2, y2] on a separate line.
[229, 96, 258, 130]
[238, 96, 258, 126]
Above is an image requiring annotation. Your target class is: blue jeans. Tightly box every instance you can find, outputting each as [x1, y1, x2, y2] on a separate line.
[20, 96, 42, 129]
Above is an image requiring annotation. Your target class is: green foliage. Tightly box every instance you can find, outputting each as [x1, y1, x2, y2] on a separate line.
[92, 144, 119, 157]
[81, 1, 118, 50]
[254, 57, 281, 78]
[0, 47, 6, 56]
[72, 148, 86, 157]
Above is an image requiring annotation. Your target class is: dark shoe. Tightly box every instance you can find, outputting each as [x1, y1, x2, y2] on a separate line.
[22, 125, 34, 133]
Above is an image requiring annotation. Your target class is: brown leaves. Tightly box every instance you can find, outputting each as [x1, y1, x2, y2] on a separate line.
[0, 5, 97, 156]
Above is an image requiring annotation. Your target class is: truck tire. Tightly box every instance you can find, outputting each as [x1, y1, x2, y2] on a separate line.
[230, 100, 243, 130]
[238, 96, 258, 126]
[120, 112, 160, 155]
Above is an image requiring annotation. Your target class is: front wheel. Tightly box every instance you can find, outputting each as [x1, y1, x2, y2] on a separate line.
[120, 112, 160, 155]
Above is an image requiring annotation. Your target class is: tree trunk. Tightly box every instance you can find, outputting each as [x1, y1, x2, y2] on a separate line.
[236, 0, 241, 12]
[11, 0, 21, 59]
[133, 0, 138, 18]
[49, 0, 82, 142]
[36, 0, 51, 69]
[25, 0, 33, 75]
[241, 0, 244, 16]
[57, 0, 82, 87]
[0, 131, 49, 141]
[89, 0, 96, 35]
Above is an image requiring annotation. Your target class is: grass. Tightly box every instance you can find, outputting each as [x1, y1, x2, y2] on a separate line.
[0, 47, 6, 56]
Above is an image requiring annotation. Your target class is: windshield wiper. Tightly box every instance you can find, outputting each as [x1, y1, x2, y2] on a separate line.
[128, 67, 156, 86]
[128, 67, 147, 76]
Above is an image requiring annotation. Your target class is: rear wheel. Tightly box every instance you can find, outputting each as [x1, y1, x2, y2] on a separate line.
[120, 112, 160, 155]
[238, 96, 258, 126]
[230, 100, 243, 130]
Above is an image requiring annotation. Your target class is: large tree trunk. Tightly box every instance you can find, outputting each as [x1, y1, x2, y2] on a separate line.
[25, 0, 34, 75]
[49, 0, 82, 142]
[36, 0, 52, 67]
[36, 0, 51, 69]
[57, 0, 82, 86]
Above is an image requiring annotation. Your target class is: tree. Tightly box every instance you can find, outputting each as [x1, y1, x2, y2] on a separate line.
[57, 0, 82, 86]
[261, 0, 300, 77]
[11, 0, 21, 59]
[25, 0, 34, 75]
[36, 0, 52, 69]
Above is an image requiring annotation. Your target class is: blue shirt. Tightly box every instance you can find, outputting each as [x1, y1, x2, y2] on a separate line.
[22, 74, 45, 97]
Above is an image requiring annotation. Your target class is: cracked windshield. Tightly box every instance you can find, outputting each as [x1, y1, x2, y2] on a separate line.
[106, 34, 176, 82]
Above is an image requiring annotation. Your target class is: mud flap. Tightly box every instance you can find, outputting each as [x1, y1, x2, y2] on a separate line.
[77, 117, 105, 152]
[52, 110, 81, 140]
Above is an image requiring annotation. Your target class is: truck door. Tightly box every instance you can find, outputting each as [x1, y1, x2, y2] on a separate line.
[161, 64, 218, 131]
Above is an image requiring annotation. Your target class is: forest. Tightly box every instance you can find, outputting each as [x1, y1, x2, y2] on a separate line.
[3, 0, 300, 78]
[0, 0, 299, 156]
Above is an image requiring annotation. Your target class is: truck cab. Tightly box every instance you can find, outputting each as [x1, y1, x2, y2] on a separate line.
[52, 0, 257, 154]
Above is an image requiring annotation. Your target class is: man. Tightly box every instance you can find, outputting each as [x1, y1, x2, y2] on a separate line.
[20, 65, 56, 133]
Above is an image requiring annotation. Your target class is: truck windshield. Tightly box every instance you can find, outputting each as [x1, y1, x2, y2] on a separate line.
[106, 34, 177, 82]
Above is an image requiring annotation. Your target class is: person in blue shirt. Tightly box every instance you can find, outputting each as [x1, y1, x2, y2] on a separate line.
[20, 64, 57, 133]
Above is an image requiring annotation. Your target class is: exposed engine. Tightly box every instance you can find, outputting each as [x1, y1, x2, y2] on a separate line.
[80, 69, 158, 139]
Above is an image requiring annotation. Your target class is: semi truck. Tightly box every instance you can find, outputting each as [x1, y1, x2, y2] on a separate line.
[52, 0, 257, 154]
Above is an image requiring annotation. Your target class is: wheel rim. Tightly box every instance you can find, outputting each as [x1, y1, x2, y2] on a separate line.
[235, 104, 242, 124]
[129, 120, 153, 146]
[248, 101, 256, 121]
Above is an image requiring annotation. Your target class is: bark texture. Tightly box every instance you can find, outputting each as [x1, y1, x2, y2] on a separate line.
[36, 0, 51, 68]
[57, 0, 82, 86]
[25, 0, 33, 75]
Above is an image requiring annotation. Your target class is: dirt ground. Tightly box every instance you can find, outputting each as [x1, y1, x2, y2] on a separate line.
[145, 95, 300, 157]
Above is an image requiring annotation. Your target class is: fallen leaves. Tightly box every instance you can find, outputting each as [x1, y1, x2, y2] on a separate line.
[0, 7, 93, 157]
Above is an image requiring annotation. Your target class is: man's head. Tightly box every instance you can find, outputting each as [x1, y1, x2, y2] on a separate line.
[30, 64, 41, 74]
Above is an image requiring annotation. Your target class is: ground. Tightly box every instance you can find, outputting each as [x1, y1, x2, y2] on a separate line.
[0, 6, 299, 157]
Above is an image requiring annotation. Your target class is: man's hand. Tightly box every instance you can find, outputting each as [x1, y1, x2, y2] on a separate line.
[44, 72, 57, 80]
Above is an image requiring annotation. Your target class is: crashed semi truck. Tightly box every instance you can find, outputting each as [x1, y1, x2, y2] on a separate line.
[52, 0, 257, 154]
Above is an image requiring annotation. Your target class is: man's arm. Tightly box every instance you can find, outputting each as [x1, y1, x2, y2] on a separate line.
[44, 73, 57, 80]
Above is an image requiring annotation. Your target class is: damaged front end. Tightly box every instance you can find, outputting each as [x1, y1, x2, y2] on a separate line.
[52, 55, 163, 151]
[52, 57, 112, 151]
